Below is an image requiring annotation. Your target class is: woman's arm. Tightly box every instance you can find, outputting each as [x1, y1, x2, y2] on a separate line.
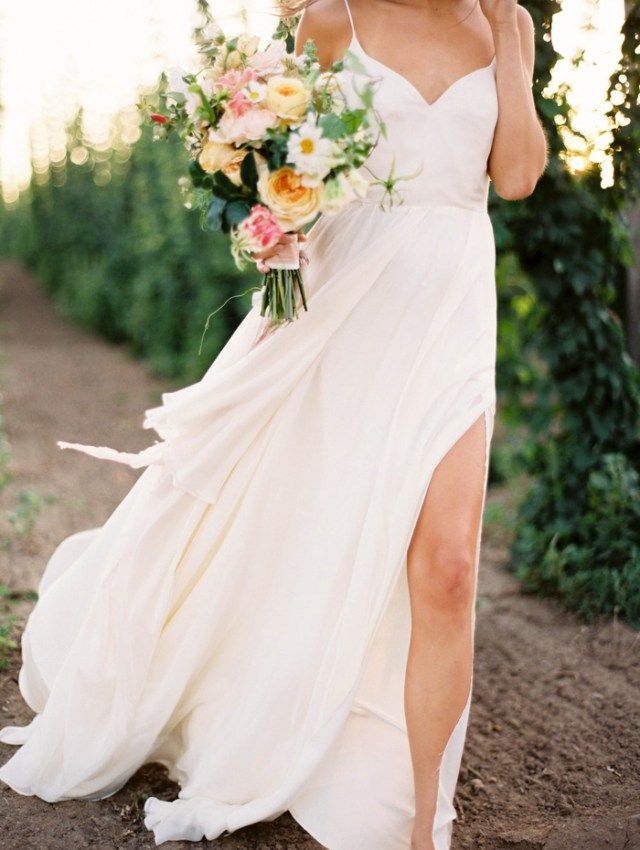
[482, 1, 548, 200]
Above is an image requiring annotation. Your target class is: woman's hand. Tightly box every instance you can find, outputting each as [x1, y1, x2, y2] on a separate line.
[479, 0, 519, 30]
[253, 232, 307, 274]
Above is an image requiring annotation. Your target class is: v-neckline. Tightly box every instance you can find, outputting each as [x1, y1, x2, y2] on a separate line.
[348, 35, 496, 110]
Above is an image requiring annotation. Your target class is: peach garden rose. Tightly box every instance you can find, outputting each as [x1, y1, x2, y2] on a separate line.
[257, 166, 322, 231]
[198, 140, 238, 174]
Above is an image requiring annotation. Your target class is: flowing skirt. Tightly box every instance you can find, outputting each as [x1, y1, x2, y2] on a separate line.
[0, 201, 497, 850]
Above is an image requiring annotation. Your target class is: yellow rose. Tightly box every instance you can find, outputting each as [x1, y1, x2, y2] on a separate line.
[198, 140, 238, 174]
[222, 150, 248, 186]
[258, 166, 321, 230]
[265, 75, 310, 122]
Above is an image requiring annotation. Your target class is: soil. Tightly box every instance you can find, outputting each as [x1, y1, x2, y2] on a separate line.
[0, 261, 638, 850]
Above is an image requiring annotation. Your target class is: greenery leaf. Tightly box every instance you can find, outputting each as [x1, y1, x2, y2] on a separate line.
[223, 199, 252, 228]
[213, 169, 243, 199]
[205, 195, 226, 230]
[240, 150, 259, 193]
[188, 159, 209, 188]
[318, 113, 347, 139]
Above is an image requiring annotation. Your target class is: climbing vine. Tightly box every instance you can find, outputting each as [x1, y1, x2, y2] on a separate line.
[493, 0, 640, 625]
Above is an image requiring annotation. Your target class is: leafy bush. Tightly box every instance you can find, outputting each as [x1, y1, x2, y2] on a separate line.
[515, 453, 640, 626]
[494, 1, 640, 626]
[0, 128, 257, 383]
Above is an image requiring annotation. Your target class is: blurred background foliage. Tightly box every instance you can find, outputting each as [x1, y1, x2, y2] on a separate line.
[493, 0, 640, 626]
[0, 128, 255, 383]
[0, 0, 639, 624]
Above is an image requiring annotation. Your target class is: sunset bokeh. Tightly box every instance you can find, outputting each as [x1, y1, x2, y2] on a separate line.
[0, 0, 626, 202]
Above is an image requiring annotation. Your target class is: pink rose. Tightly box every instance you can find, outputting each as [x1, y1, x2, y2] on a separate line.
[248, 43, 286, 76]
[217, 105, 278, 143]
[216, 67, 258, 95]
[239, 205, 283, 252]
[227, 90, 252, 117]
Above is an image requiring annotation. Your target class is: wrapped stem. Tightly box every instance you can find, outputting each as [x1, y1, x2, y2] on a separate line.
[260, 268, 308, 325]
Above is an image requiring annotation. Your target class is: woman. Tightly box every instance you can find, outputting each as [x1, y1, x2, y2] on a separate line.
[0, 1, 546, 848]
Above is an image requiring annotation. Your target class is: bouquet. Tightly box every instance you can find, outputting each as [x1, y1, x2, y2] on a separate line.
[144, 13, 388, 327]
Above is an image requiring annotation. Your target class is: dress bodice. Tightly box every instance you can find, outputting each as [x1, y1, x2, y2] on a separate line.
[337, 33, 498, 212]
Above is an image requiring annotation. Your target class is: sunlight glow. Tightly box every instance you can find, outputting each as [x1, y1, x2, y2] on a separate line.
[0, 0, 627, 202]
[551, 0, 625, 184]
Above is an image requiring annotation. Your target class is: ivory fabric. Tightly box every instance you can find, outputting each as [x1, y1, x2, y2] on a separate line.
[0, 12, 499, 850]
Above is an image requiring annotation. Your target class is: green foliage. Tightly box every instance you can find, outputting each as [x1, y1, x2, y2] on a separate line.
[0, 430, 12, 493]
[0, 324, 49, 672]
[0, 410, 51, 549]
[0, 612, 18, 671]
[0, 587, 39, 671]
[4, 490, 53, 539]
[492, 251, 545, 482]
[492, 1, 640, 625]
[515, 453, 640, 625]
[0, 129, 257, 383]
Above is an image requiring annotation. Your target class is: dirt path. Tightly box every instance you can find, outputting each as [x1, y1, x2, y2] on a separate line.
[0, 262, 638, 850]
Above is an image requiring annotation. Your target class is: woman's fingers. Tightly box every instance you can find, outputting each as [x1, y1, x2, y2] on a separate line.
[254, 232, 303, 272]
[253, 232, 301, 264]
[256, 258, 271, 274]
[254, 232, 297, 259]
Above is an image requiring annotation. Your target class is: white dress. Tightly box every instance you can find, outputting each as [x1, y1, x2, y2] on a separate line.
[0, 5, 498, 848]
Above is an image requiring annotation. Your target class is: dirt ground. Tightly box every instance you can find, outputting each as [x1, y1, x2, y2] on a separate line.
[0, 261, 638, 850]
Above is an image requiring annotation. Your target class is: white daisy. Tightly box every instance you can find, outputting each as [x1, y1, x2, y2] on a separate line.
[287, 121, 337, 187]
[244, 80, 267, 105]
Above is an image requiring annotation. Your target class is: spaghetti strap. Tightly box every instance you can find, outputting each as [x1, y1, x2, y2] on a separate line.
[342, 0, 356, 40]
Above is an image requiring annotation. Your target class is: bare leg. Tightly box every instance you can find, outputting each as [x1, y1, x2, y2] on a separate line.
[405, 411, 489, 850]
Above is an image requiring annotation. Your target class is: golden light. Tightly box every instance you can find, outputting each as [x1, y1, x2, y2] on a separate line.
[0, 0, 628, 203]
[550, 0, 625, 184]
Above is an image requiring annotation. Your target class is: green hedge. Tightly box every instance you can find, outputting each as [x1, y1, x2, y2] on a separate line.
[0, 130, 256, 383]
[493, 0, 640, 627]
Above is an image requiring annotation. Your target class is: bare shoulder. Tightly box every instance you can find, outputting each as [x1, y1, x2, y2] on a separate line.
[516, 4, 535, 77]
[294, 0, 352, 68]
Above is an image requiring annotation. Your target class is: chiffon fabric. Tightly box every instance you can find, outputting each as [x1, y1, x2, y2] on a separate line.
[0, 5, 499, 848]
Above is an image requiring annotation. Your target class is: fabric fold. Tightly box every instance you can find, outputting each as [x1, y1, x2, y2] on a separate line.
[0, 201, 497, 850]
[56, 205, 439, 505]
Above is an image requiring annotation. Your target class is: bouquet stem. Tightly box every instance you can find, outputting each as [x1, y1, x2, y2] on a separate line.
[260, 268, 308, 324]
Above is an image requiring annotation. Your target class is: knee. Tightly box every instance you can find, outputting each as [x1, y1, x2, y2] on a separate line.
[409, 541, 476, 615]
